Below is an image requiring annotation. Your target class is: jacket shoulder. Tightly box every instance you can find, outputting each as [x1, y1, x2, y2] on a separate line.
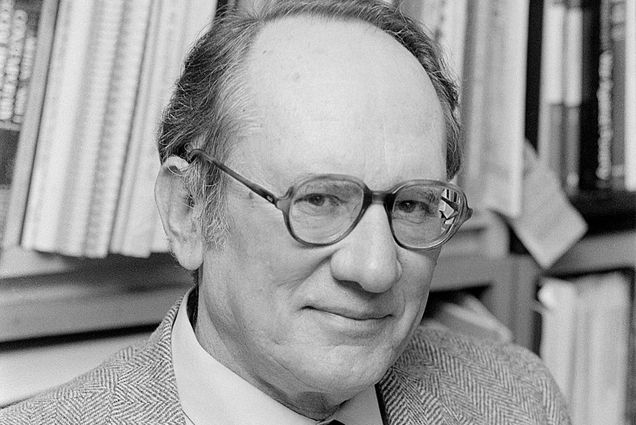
[0, 302, 184, 425]
[0, 343, 139, 424]
[379, 326, 572, 425]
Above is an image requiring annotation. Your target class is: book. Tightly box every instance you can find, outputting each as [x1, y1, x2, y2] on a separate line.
[109, 2, 163, 257]
[538, 277, 578, 399]
[480, 0, 527, 217]
[21, 0, 96, 252]
[2, 0, 57, 249]
[576, 0, 602, 191]
[627, 269, 636, 425]
[537, 0, 566, 176]
[624, 0, 635, 190]
[0, 9, 27, 122]
[574, 273, 629, 425]
[458, 0, 491, 209]
[52, 0, 123, 257]
[12, 26, 37, 124]
[562, 0, 585, 193]
[0, 129, 19, 243]
[84, 0, 152, 257]
[539, 272, 631, 424]
[609, 0, 626, 189]
[437, 0, 467, 84]
[508, 143, 587, 268]
[596, 0, 614, 189]
[457, 0, 528, 217]
[0, 0, 14, 93]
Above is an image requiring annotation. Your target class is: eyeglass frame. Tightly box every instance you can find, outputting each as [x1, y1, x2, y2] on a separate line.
[186, 148, 473, 251]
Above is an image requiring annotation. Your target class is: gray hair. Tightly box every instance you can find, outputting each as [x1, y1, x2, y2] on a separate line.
[157, 0, 462, 248]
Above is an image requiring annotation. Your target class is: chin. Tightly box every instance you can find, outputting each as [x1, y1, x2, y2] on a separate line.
[293, 344, 396, 394]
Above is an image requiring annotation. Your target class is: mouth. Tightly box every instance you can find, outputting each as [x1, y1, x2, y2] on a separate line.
[305, 306, 391, 322]
[303, 306, 393, 337]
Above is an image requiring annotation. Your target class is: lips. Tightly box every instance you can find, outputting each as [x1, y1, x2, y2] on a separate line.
[306, 305, 391, 321]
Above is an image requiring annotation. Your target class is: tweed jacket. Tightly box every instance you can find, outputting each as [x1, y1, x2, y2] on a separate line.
[1, 300, 571, 424]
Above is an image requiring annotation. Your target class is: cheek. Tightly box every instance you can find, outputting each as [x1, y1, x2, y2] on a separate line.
[400, 250, 437, 295]
[227, 199, 329, 284]
[394, 252, 437, 324]
[227, 193, 294, 256]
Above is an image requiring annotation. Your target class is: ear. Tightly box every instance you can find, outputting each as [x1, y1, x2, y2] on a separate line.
[155, 156, 204, 270]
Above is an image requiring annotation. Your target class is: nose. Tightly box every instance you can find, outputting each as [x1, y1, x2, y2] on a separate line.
[329, 204, 402, 293]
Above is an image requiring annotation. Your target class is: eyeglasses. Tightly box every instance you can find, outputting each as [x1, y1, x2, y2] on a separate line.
[187, 148, 473, 250]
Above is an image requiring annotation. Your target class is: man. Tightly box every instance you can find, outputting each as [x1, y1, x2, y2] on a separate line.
[1, 0, 570, 423]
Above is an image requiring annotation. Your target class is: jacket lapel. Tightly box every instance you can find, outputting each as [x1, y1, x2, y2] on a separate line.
[109, 302, 187, 424]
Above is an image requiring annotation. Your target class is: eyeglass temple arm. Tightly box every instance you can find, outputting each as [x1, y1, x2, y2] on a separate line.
[187, 149, 279, 205]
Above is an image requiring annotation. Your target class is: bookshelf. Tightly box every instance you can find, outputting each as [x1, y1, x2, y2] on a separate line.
[523, 0, 636, 421]
[0, 0, 574, 407]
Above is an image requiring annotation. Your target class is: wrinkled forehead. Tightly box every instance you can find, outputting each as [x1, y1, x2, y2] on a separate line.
[234, 15, 446, 187]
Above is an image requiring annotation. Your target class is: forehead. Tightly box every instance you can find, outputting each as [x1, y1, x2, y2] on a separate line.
[236, 16, 446, 188]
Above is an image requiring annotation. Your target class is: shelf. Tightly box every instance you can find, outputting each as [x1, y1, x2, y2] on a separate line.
[0, 247, 175, 278]
[570, 190, 636, 234]
[0, 259, 191, 342]
[548, 230, 636, 275]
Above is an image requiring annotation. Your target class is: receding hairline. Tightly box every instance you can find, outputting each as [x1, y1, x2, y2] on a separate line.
[223, 11, 446, 151]
[247, 12, 432, 75]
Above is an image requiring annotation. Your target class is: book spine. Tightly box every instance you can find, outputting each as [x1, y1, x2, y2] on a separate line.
[623, 0, 635, 190]
[11, 27, 35, 124]
[0, 130, 19, 244]
[109, 0, 161, 255]
[538, 0, 566, 174]
[609, 0, 626, 189]
[84, 0, 152, 257]
[56, 0, 124, 256]
[22, 0, 95, 252]
[596, 0, 614, 189]
[21, 0, 73, 250]
[0, 0, 14, 93]
[572, 0, 601, 192]
[628, 271, 636, 425]
[456, 0, 491, 208]
[3, 0, 58, 249]
[562, 0, 584, 193]
[437, 0, 466, 82]
[0, 9, 27, 122]
[481, 0, 528, 216]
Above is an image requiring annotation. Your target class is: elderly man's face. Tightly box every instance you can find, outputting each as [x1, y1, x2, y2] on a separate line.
[195, 17, 446, 415]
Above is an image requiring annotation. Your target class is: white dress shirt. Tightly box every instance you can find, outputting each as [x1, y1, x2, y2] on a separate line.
[171, 289, 384, 425]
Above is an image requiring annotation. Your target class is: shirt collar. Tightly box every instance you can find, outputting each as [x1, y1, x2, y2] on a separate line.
[171, 288, 384, 425]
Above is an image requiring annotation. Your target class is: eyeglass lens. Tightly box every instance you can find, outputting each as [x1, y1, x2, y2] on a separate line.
[287, 177, 460, 248]
[289, 179, 365, 244]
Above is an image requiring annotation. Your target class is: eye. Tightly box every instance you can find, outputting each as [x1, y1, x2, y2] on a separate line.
[302, 194, 329, 206]
[293, 193, 343, 212]
[395, 200, 435, 215]
[396, 200, 416, 213]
